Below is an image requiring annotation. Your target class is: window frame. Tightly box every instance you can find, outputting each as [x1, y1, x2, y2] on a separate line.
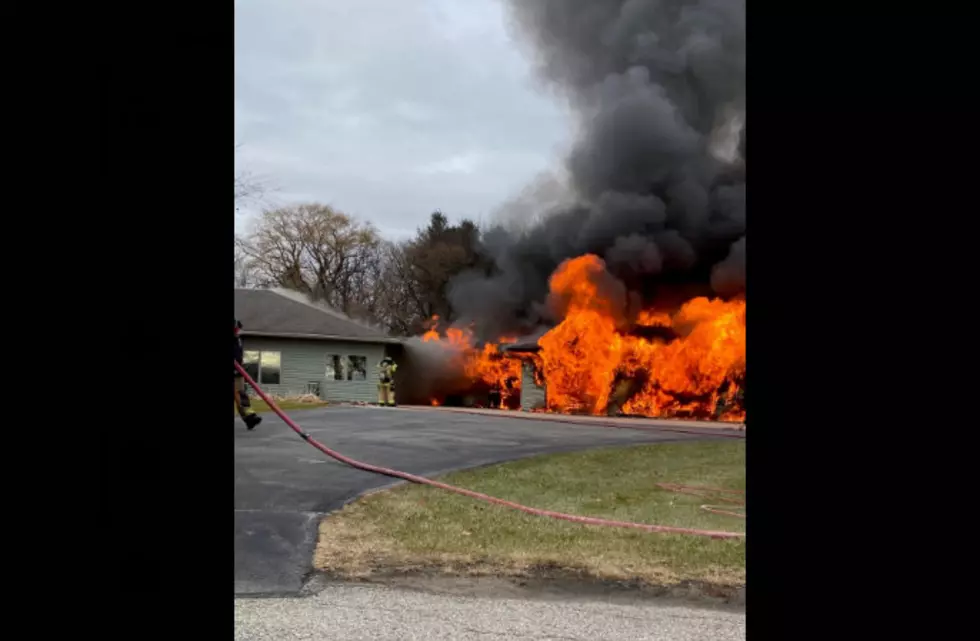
[242, 349, 282, 386]
[346, 354, 368, 382]
[325, 353, 344, 381]
[242, 350, 261, 383]
[259, 350, 282, 385]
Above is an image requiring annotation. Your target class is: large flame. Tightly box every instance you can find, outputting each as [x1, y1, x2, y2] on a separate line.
[420, 254, 745, 421]
[538, 255, 745, 420]
[422, 318, 522, 406]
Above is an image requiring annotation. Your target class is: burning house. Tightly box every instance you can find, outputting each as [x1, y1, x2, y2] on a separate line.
[401, 0, 746, 423]
[412, 254, 745, 422]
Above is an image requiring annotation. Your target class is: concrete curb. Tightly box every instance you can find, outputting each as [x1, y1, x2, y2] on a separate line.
[395, 405, 746, 439]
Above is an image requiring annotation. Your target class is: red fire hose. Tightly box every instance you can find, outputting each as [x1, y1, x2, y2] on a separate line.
[235, 362, 745, 540]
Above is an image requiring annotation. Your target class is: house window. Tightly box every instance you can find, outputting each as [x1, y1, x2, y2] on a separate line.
[259, 351, 281, 385]
[306, 382, 321, 396]
[347, 355, 367, 381]
[243, 351, 260, 382]
[243, 350, 280, 385]
[325, 354, 343, 381]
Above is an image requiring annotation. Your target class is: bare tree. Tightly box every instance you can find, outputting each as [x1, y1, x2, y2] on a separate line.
[236, 203, 382, 318]
[234, 144, 275, 209]
[234, 171, 265, 208]
[369, 241, 426, 335]
[234, 243, 257, 288]
[236, 204, 491, 335]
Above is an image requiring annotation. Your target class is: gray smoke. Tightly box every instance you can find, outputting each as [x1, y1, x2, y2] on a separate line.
[710, 235, 745, 296]
[447, 0, 745, 340]
[394, 335, 473, 404]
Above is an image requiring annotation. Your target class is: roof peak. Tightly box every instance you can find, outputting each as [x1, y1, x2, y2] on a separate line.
[235, 287, 390, 337]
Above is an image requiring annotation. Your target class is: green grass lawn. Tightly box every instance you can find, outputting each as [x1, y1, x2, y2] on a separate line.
[314, 440, 745, 587]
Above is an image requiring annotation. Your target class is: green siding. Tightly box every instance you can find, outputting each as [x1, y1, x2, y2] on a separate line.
[240, 337, 390, 403]
[520, 360, 547, 411]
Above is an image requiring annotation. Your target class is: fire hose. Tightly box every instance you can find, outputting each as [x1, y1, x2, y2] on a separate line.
[235, 361, 745, 540]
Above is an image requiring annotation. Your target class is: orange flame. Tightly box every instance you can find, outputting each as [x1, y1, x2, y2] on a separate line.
[420, 318, 522, 406]
[419, 254, 745, 421]
[538, 255, 745, 420]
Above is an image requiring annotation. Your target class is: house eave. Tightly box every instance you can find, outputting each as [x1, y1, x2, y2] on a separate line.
[240, 331, 404, 345]
[501, 343, 541, 354]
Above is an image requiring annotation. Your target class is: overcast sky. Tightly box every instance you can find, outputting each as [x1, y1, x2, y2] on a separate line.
[234, 0, 572, 239]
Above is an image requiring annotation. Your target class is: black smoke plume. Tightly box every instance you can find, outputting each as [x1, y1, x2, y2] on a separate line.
[448, 0, 745, 341]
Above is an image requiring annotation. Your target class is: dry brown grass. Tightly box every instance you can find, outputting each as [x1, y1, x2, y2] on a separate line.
[237, 394, 328, 415]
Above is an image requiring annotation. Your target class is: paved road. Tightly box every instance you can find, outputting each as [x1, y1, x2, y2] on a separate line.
[234, 582, 745, 640]
[234, 405, 731, 596]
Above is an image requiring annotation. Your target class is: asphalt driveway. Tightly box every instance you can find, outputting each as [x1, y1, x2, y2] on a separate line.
[234, 405, 734, 596]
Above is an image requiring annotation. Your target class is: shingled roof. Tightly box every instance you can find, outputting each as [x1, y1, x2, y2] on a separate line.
[234, 288, 401, 344]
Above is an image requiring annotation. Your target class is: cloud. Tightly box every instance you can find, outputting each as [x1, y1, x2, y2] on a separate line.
[416, 152, 484, 176]
[234, 0, 570, 237]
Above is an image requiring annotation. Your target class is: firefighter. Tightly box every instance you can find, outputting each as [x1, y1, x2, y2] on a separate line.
[377, 356, 398, 407]
[487, 382, 501, 409]
[234, 319, 262, 430]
